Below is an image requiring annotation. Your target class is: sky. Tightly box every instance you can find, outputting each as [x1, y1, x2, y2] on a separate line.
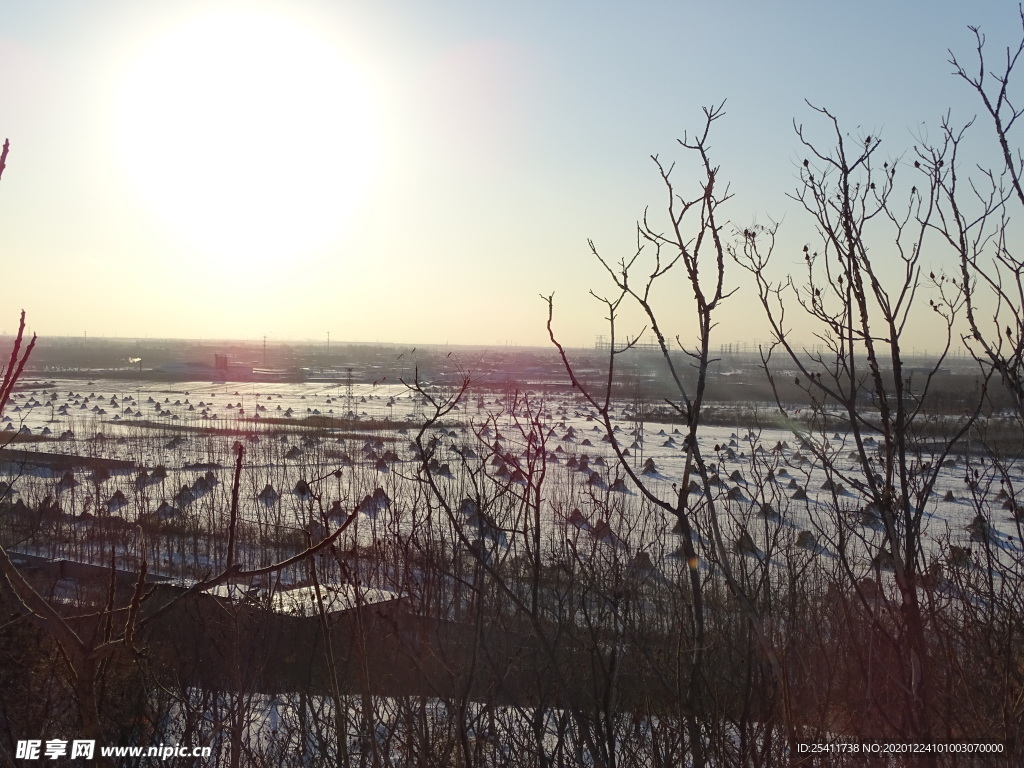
[0, 0, 1020, 351]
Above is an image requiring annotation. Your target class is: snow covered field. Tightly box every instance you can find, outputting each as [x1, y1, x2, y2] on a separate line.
[2, 375, 1020, 584]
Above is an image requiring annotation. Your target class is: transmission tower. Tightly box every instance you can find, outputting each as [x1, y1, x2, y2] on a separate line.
[345, 367, 354, 418]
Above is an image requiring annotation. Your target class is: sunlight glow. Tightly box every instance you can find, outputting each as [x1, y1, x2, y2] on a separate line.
[114, 6, 379, 272]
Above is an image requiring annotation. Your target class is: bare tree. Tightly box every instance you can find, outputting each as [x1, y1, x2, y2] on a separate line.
[947, 10, 1024, 416]
[544, 104, 808, 764]
[730, 85, 1022, 758]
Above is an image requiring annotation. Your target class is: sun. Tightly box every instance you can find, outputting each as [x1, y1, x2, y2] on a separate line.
[113, 6, 379, 272]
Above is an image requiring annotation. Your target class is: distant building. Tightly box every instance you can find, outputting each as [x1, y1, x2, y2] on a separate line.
[156, 354, 253, 380]
[154, 361, 214, 375]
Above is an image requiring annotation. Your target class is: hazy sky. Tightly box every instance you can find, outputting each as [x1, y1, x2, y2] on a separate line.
[0, 0, 1018, 350]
